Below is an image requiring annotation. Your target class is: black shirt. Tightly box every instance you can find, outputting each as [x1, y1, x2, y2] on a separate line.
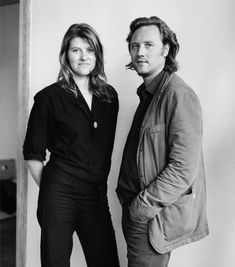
[23, 82, 118, 184]
[116, 71, 164, 204]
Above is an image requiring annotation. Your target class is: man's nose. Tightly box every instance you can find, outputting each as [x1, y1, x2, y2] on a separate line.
[137, 45, 145, 56]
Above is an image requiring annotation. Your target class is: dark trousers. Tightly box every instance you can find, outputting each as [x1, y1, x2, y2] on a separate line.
[122, 206, 171, 267]
[37, 165, 119, 267]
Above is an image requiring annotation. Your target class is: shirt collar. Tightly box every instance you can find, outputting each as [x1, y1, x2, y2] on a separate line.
[137, 70, 165, 97]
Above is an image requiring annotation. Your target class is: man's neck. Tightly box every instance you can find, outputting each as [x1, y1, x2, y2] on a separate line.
[143, 67, 164, 87]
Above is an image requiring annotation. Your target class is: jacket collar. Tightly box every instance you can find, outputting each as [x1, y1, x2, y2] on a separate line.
[137, 70, 165, 98]
[139, 71, 172, 132]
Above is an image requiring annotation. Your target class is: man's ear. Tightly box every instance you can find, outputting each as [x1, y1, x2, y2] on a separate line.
[163, 43, 170, 57]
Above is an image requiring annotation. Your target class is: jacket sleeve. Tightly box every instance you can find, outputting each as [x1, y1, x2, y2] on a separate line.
[23, 91, 53, 162]
[129, 89, 203, 222]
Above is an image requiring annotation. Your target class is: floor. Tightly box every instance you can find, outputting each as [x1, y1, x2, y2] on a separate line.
[0, 214, 16, 267]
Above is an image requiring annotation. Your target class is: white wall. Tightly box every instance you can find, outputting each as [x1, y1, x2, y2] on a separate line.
[0, 4, 19, 160]
[26, 0, 235, 267]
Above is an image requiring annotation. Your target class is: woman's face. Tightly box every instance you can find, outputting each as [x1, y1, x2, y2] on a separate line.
[67, 37, 96, 78]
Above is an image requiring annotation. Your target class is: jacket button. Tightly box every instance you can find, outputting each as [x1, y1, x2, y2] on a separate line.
[94, 121, 98, 128]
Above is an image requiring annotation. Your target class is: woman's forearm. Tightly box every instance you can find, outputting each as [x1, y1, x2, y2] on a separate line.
[27, 159, 44, 186]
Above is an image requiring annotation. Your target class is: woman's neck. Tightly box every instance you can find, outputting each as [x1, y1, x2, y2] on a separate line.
[74, 76, 90, 92]
[74, 76, 93, 110]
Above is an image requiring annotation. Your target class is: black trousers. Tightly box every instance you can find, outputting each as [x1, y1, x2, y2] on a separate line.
[37, 164, 120, 267]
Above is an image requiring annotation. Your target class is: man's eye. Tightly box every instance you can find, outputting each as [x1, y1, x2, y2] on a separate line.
[145, 43, 153, 48]
[131, 44, 139, 50]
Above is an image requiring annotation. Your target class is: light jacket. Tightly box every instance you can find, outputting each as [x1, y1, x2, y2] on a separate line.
[127, 72, 209, 253]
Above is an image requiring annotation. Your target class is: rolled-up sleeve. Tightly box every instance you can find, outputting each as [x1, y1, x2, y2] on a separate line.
[23, 91, 53, 161]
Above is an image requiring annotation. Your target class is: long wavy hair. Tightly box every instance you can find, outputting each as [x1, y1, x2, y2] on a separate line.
[126, 16, 180, 74]
[57, 23, 115, 102]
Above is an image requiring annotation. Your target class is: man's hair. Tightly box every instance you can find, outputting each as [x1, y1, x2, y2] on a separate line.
[126, 16, 180, 73]
[57, 23, 115, 102]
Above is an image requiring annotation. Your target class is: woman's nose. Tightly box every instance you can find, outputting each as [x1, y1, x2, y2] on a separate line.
[80, 51, 88, 60]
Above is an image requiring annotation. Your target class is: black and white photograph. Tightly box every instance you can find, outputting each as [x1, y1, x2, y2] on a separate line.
[0, 0, 235, 267]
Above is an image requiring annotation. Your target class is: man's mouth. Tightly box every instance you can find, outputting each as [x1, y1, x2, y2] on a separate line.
[137, 61, 148, 65]
[136, 59, 148, 63]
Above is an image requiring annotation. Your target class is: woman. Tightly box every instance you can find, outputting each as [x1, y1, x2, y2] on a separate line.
[23, 23, 120, 267]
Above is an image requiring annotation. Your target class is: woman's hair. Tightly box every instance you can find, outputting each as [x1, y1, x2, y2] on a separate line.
[57, 23, 115, 102]
[126, 16, 180, 73]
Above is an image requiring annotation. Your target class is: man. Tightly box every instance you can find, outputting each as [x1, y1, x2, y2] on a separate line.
[116, 16, 209, 267]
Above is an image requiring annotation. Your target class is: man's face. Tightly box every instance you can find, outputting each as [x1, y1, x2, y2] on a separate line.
[130, 25, 169, 82]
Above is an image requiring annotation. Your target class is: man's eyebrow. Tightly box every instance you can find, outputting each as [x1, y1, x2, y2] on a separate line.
[131, 40, 155, 44]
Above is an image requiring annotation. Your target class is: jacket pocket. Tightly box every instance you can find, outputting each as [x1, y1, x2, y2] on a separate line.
[162, 189, 197, 242]
[145, 123, 165, 134]
[142, 123, 166, 181]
